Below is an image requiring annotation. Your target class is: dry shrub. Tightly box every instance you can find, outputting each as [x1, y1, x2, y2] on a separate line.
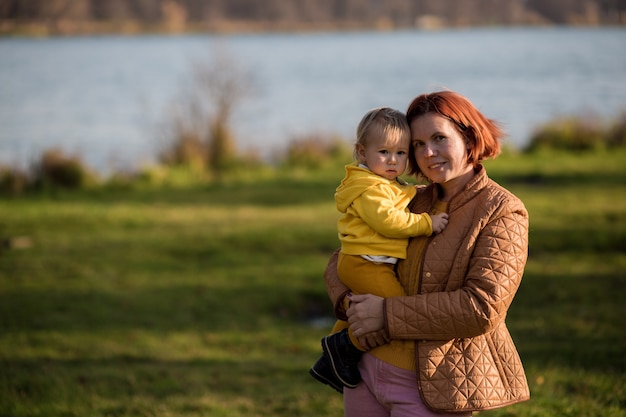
[31, 149, 92, 189]
[283, 134, 351, 169]
[608, 112, 626, 148]
[525, 113, 626, 153]
[159, 45, 256, 182]
[159, 132, 207, 172]
[0, 166, 28, 195]
[526, 116, 605, 152]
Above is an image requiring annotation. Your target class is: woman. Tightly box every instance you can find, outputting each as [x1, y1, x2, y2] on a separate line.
[323, 91, 530, 416]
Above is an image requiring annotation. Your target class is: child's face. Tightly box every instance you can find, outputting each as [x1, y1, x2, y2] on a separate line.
[357, 132, 409, 181]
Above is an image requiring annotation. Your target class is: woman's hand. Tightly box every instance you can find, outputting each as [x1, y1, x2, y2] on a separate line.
[356, 329, 389, 351]
[347, 294, 385, 338]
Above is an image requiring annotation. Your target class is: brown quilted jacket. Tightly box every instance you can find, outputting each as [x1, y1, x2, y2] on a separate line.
[325, 165, 530, 412]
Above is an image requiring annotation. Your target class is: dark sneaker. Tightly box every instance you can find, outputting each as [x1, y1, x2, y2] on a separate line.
[321, 329, 362, 388]
[309, 354, 344, 393]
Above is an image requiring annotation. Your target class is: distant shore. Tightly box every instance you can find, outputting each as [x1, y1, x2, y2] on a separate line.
[1, 19, 623, 38]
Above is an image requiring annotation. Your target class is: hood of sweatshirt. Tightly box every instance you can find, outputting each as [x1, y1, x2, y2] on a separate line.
[335, 164, 390, 213]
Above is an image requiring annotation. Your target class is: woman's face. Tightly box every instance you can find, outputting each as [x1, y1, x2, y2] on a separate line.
[410, 112, 474, 200]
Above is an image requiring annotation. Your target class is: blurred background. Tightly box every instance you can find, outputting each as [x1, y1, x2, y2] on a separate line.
[1, 2, 625, 416]
[0, 0, 625, 177]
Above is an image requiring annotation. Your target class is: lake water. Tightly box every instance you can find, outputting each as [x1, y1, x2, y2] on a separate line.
[1, 27, 625, 175]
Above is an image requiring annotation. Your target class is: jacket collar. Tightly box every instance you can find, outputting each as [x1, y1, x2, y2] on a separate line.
[426, 164, 489, 213]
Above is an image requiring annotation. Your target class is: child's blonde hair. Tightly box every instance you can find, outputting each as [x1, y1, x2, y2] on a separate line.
[354, 107, 411, 161]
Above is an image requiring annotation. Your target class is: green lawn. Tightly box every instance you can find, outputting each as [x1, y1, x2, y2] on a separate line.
[1, 150, 625, 416]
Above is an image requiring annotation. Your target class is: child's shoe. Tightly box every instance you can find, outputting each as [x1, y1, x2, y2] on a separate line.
[309, 353, 344, 393]
[321, 328, 362, 388]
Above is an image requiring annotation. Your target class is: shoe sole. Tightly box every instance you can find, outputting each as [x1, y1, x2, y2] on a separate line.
[309, 367, 343, 393]
[322, 336, 359, 388]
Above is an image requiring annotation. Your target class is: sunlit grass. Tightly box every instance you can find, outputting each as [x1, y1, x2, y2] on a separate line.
[1, 150, 625, 416]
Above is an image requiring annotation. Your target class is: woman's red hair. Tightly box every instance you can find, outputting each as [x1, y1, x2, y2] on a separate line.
[406, 91, 503, 175]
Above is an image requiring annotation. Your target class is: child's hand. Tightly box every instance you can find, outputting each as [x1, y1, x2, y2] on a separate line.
[431, 213, 449, 234]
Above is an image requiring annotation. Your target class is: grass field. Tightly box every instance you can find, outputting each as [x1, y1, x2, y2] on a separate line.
[1, 149, 625, 416]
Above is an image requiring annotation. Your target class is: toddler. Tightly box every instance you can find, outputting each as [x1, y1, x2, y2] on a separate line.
[309, 107, 448, 392]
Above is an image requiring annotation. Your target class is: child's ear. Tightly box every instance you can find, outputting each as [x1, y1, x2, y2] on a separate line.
[355, 144, 366, 163]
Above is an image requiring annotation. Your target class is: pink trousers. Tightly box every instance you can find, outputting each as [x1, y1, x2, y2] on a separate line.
[344, 353, 472, 417]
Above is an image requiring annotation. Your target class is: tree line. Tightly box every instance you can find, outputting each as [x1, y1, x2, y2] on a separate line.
[0, 0, 624, 35]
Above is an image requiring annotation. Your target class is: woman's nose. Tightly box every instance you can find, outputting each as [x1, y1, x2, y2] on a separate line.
[424, 144, 437, 157]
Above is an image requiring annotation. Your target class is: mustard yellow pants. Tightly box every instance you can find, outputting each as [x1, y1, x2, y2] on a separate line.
[331, 252, 407, 350]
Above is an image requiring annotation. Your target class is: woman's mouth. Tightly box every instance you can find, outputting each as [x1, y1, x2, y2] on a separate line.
[428, 162, 445, 170]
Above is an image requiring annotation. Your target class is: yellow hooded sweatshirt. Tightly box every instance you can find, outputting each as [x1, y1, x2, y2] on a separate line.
[336, 164, 433, 259]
